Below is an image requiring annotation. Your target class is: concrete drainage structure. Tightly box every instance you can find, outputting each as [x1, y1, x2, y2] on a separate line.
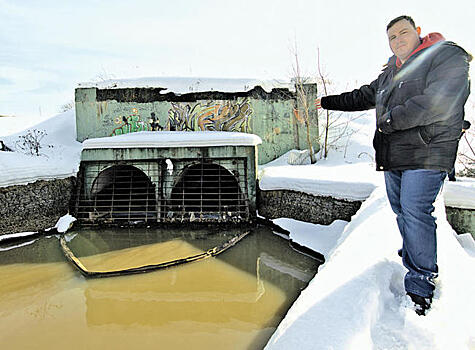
[72, 131, 261, 226]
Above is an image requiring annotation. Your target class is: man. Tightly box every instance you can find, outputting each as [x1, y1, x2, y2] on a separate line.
[315, 15, 471, 315]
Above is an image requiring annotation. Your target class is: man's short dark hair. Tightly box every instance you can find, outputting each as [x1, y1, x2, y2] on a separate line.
[387, 15, 416, 31]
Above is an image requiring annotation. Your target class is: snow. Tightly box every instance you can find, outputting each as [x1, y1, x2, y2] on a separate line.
[54, 214, 76, 233]
[0, 109, 82, 187]
[259, 152, 475, 206]
[0, 106, 474, 349]
[272, 218, 348, 259]
[77, 77, 295, 94]
[83, 131, 262, 149]
[259, 110, 386, 201]
[456, 233, 475, 258]
[259, 156, 383, 201]
[443, 177, 475, 209]
[265, 189, 475, 350]
[0, 231, 38, 243]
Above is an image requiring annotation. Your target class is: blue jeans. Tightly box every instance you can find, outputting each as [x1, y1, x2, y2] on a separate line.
[384, 169, 446, 297]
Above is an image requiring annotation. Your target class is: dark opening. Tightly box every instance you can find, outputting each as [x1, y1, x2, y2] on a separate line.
[91, 165, 157, 222]
[168, 162, 245, 221]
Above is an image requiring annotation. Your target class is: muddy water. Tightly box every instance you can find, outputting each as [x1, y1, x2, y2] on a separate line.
[0, 226, 320, 349]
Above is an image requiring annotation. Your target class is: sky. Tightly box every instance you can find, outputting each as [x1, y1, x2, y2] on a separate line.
[1, 0, 474, 120]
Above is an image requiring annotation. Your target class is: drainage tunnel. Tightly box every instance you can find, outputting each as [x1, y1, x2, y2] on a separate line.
[90, 165, 157, 222]
[168, 161, 248, 222]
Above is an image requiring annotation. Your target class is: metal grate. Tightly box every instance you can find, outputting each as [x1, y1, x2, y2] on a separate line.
[73, 161, 160, 225]
[165, 158, 249, 223]
[73, 157, 250, 226]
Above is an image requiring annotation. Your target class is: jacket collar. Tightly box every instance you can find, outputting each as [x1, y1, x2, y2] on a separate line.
[394, 32, 446, 68]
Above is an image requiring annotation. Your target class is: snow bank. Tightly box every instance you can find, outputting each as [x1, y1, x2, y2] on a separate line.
[259, 150, 475, 207]
[258, 146, 384, 201]
[0, 110, 82, 187]
[259, 159, 383, 201]
[265, 187, 475, 350]
[443, 178, 475, 209]
[77, 76, 294, 94]
[83, 131, 262, 149]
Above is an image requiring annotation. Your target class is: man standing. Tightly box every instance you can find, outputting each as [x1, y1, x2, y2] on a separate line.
[315, 15, 471, 315]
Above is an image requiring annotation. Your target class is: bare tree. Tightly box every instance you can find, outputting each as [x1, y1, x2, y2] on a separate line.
[291, 44, 317, 164]
[316, 48, 365, 159]
[317, 48, 331, 159]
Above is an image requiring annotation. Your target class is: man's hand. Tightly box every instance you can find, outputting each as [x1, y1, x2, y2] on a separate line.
[314, 98, 322, 109]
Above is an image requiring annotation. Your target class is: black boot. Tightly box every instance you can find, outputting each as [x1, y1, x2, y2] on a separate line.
[407, 292, 432, 316]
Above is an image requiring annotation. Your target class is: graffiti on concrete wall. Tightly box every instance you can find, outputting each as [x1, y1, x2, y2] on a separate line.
[109, 99, 253, 136]
[110, 108, 162, 136]
[167, 98, 254, 132]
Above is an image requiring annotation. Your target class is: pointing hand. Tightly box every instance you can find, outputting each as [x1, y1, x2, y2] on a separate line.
[314, 98, 322, 109]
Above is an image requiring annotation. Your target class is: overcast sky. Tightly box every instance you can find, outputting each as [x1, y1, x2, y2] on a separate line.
[1, 0, 473, 120]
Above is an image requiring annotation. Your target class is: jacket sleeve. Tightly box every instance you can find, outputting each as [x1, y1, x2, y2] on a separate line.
[321, 78, 378, 111]
[389, 44, 471, 131]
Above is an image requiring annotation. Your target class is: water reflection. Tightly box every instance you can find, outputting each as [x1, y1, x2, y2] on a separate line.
[0, 226, 321, 349]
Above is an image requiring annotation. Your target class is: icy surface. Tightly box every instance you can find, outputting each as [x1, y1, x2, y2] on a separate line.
[273, 218, 348, 259]
[82, 131, 262, 149]
[77, 76, 294, 93]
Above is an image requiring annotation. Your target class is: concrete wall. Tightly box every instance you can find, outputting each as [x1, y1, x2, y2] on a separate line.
[258, 189, 475, 238]
[75, 85, 319, 164]
[0, 177, 76, 235]
[446, 207, 475, 238]
[257, 189, 363, 225]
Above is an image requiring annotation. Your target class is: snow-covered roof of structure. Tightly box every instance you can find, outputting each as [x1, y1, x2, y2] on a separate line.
[82, 131, 262, 149]
[77, 76, 295, 94]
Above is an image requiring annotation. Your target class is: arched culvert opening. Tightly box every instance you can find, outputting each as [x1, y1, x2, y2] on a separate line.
[91, 165, 157, 223]
[168, 162, 246, 221]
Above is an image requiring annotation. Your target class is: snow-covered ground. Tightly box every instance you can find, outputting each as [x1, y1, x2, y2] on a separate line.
[0, 109, 474, 349]
[0, 110, 82, 187]
[265, 190, 475, 350]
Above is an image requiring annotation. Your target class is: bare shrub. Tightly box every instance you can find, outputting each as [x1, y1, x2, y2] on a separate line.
[59, 101, 74, 113]
[15, 129, 52, 156]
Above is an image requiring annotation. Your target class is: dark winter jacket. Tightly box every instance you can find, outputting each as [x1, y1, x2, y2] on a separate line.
[321, 34, 471, 172]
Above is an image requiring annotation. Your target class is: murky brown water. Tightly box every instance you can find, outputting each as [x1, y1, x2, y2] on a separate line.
[0, 226, 320, 349]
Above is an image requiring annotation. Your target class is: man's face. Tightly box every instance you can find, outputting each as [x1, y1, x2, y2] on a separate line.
[387, 19, 421, 63]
